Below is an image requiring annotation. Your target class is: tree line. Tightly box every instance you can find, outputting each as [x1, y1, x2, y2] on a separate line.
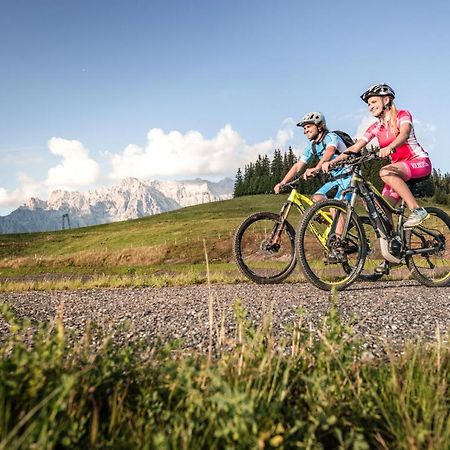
[233, 146, 445, 202]
[432, 169, 450, 205]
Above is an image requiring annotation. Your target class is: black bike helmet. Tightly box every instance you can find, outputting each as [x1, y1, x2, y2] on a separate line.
[360, 83, 395, 103]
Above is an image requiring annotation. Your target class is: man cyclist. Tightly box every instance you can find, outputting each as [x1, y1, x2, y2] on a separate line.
[274, 111, 351, 201]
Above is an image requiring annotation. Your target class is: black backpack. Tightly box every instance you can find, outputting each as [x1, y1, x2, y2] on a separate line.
[311, 130, 354, 157]
[330, 130, 354, 148]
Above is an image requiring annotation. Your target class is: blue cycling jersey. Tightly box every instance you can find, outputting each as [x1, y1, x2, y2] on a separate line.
[299, 132, 349, 177]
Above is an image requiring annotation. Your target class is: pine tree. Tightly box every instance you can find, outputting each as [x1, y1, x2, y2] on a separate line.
[242, 163, 254, 195]
[261, 155, 271, 193]
[233, 143, 448, 201]
[270, 149, 284, 187]
[233, 168, 244, 197]
[282, 152, 290, 175]
[287, 146, 297, 167]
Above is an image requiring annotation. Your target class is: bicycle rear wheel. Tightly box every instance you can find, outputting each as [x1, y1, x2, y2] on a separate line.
[233, 212, 296, 284]
[406, 206, 450, 287]
[296, 199, 367, 291]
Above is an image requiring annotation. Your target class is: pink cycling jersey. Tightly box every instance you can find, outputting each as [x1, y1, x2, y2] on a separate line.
[361, 110, 429, 163]
[362, 109, 432, 201]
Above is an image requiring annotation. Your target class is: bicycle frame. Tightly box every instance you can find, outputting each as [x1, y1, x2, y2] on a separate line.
[273, 184, 332, 248]
[336, 154, 440, 265]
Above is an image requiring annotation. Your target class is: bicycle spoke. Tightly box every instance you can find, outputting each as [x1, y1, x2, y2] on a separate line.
[407, 207, 450, 286]
[234, 212, 296, 284]
[296, 199, 366, 291]
[356, 217, 384, 281]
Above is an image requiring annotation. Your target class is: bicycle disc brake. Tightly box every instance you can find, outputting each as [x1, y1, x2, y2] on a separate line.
[260, 240, 280, 254]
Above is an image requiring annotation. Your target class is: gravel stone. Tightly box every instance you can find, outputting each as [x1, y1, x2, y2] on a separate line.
[1, 280, 449, 355]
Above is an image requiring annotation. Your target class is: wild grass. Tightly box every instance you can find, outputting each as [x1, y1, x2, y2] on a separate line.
[0, 195, 276, 260]
[0, 300, 448, 449]
[0, 265, 248, 292]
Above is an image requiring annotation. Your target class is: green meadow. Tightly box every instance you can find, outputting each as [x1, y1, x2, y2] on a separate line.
[0, 195, 306, 291]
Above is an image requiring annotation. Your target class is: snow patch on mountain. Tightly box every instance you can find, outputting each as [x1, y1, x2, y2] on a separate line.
[0, 177, 234, 233]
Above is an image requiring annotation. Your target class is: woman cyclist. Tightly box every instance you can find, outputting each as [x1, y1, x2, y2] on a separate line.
[323, 83, 432, 229]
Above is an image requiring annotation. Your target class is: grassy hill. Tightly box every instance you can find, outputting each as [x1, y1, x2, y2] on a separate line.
[0, 195, 305, 290]
[0, 194, 443, 291]
[0, 194, 299, 258]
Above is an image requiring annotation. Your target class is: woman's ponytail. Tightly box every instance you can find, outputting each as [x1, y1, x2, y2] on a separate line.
[389, 102, 399, 136]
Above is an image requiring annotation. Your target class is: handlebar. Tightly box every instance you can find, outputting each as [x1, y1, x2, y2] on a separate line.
[328, 147, 379, 171]
[278, 177, 302, 193]
[276, 148, 381, 193]
[278, 170, 323, 193]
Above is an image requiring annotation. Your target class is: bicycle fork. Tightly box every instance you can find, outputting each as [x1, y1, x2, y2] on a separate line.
[268, 202, 293, 246]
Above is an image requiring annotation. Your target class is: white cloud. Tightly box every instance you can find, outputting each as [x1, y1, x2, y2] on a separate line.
[0, 138, 100, 214]
[339, 108, 376, 139]
[1, 126, 295, 215]
[354, 115, 377, 140]
[108, 123, 294, 180]
[45, 137, 100, 189]
[413, 118, 437, 152]
[0, 174, 42, 209]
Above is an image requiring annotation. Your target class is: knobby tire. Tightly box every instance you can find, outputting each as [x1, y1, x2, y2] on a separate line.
[406, 206, 450, 287]
[233, 212, 296, 284]
[296, 199, 367, 291]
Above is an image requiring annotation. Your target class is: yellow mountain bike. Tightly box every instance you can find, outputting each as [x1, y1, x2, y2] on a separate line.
[233, 178, 379, 284]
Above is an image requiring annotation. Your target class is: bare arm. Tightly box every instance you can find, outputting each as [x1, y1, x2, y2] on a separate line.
[274, 160, 306, 193]
[322, 139, 366, 173]
[304, 145, 336, 179]
[316, 145, 337, 170]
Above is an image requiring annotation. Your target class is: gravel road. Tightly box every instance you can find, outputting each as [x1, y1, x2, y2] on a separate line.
[1, 280, 449, 355]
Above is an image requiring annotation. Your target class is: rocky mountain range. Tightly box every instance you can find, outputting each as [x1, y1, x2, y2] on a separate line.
[0, 177, 234, 234]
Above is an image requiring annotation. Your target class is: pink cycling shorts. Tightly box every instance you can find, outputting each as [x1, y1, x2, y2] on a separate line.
[381, 157, 432, 202]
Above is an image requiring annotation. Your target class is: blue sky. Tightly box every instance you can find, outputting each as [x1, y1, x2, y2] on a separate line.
[1, 0, 449, 215]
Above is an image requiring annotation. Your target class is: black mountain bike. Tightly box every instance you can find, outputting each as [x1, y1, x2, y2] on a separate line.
[296, 149, 450, 291]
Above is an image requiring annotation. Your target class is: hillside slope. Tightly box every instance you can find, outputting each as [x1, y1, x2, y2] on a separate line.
[0, 195, 291, 264]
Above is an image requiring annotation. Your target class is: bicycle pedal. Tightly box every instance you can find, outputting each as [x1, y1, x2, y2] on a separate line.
[374, 265, 389, 275]
[323, 251, 347, 265]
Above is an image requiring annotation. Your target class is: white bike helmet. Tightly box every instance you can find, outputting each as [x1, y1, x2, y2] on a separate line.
[360, 83, 395, 103]
[296, 111, 326, 127]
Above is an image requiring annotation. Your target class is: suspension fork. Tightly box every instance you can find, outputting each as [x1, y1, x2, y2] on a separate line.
[338, 203, 355, 239]
[269, 201, 293, 245]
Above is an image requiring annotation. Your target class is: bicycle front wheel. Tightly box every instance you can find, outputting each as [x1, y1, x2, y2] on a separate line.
[233, 212, 296, 284]
[296, 199, 367, 291]
[357, 216, 384, 282]
[406, 206, 450, 287]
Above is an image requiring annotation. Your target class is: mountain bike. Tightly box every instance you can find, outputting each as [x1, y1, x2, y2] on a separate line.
[296, 149, 450, 291]
[233, 178, 380, 284]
